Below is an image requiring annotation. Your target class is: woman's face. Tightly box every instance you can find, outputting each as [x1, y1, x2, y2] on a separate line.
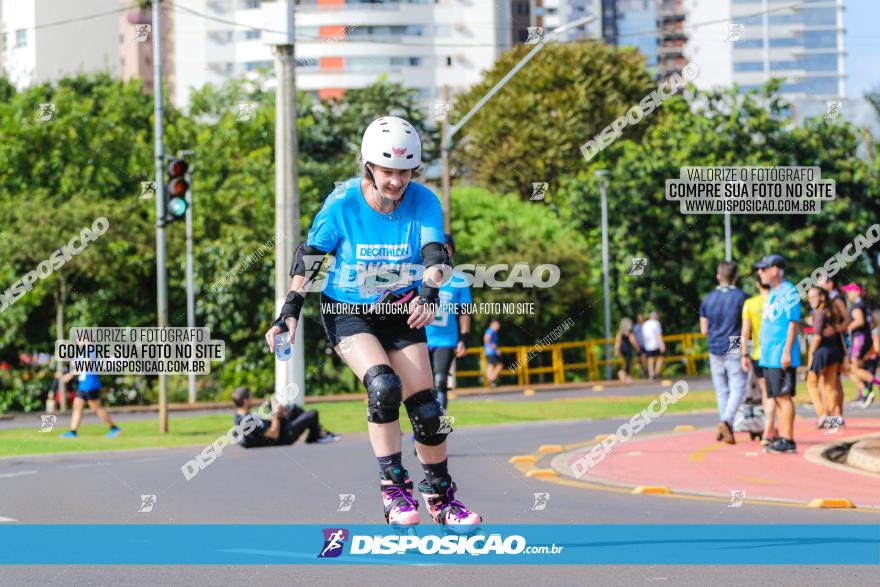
[807, 288, 822, 309]
[368, 164, 412, 200]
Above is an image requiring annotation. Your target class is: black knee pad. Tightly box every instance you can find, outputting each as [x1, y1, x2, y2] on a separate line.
[363, 365, 402, 423]
[404, 388, 451, 446]
[433, 370, 449, 392]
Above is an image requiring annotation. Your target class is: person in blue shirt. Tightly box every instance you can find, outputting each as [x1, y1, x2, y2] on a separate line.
[483, 319, 502, 387]
[263, 116, 480, 530]
[60, 340, 120, 439]
[425, 234, 471, 409]
[699, 261, 748, 445]
[755, 254, 801, 454]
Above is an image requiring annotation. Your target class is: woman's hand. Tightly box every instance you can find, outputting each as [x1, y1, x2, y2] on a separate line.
[264, 318, 298, 351]
[407, 299, 436, 329]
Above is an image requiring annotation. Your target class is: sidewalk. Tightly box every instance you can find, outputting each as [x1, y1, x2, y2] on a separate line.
[552, 418, 880, 509]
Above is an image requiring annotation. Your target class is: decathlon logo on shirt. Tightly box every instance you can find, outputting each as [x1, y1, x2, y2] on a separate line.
[356, 243, 410, 261]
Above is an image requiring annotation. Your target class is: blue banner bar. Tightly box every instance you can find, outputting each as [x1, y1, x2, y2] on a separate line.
[0, 525, 877, 565]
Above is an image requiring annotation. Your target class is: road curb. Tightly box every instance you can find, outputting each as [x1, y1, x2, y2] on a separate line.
[845, 438, 880, 474]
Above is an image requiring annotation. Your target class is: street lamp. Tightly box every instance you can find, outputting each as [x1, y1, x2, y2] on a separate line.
[440, 15, 596, 232]
[595, 170, 612, 382]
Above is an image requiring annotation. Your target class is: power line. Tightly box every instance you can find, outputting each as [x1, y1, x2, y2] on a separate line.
[171, 0, 837, 48]
[2, 3, 141, 34]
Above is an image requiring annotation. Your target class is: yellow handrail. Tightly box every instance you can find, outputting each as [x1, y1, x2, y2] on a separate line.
[455, 332, 711, 387]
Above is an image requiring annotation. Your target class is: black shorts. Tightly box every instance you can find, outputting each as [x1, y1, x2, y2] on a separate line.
[320, 293, 426, 351]
[486, 355, 500, 366]
[751, 361, 765, 379]
[644, 349, 663, 358]
[76, 388, 101, 401]
[764, 367, 797, 398]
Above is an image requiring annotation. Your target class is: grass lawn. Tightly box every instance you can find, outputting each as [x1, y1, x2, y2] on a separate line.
[0, 389, 721, 457]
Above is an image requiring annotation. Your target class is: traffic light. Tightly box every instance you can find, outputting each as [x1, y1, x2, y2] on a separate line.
[165, 158, 189, 225]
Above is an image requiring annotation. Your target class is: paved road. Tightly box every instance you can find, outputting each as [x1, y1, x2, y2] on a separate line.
[1, 407, 877, 586]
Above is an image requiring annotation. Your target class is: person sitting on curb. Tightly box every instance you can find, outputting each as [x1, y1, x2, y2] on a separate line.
[231, 386, 339, 448]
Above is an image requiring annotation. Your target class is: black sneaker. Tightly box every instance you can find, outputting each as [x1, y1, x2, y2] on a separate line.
[767, 438, 797, 454]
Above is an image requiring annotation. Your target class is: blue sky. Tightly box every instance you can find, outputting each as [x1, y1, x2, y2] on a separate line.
[845, 0, 879, 99]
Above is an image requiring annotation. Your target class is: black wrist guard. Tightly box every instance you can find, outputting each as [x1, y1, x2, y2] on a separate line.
[418, 285, 439, 306]
[458, 332, 468, 344]
[274, 291, 304, 331]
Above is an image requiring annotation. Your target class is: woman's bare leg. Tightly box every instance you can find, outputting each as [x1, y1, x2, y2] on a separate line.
[334, 334, 401, 457]
[806, 371, 825, 419]
[388, 343, 446, 465]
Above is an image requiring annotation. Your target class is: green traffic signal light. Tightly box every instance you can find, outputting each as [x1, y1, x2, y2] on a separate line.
[168, 197, 188, 218]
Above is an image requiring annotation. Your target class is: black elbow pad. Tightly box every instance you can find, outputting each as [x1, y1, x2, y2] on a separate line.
[290, 243, 329, 278]
[421, 242, 450, 269]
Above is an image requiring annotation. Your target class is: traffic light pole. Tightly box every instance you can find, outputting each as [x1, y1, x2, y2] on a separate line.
[180, 151, 197, 405]
[152, 0, 169, 433]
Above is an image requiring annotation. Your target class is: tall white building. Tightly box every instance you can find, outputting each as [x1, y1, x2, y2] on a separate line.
[172, 0, 514, 108]
[0, 0, 118, 89]
[684, 0, 846, 99]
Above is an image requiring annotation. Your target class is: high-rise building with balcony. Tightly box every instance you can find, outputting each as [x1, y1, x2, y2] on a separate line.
[684, 0, 846, 100]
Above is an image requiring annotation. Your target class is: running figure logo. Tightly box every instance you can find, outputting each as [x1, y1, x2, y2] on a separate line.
[727, 336, 742, 354]
[530, 182, 547, 201]
[728, 489, 746, 507]
[318, 528, 349, 558]
[36, 103, 55, 122]
[39, 415, 57, 432]
[437, 415, 455, 434]
[138, 494, 157, 513]
[629, 257, 648, 276]
[338, 337, 356, 355]
[432, 103, 450, 122]
[140, 181, 156, 200]
[135, 24, 152, 42]
[525, 27, 544, 44]
[531, 492, 550, 511]
[337, 494, 355, 512]
[823, 417, 841, 434]
[235, 103, 256, 122]
[824, 101, 842, 120]
[726, 24, 744, 41]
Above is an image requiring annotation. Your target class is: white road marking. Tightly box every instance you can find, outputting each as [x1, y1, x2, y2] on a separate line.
[0, 516, 17, 522]
[0, 470, 37, 479]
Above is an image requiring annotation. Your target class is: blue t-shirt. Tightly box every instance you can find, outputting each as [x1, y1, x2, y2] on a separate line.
[759, 279, 802, 369]
[306, 177, 445, 304]
[484, 328, 499, 356]
[77, 349, 100, 392]
[426, 271, 473, 348]
[699, 285, 748, 355]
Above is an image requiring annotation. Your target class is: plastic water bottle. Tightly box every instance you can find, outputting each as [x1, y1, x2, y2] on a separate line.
[275, 333, 291, 361]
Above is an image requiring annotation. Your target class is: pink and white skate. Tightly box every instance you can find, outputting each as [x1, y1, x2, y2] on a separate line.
[418, 477, 482, 532]
[380, 466, 420, 526]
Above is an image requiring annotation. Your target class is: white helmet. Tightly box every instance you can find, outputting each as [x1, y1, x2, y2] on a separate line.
[360, 116, 421, 170]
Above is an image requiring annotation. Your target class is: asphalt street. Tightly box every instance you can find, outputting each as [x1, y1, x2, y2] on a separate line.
[1, 403, 877, 586]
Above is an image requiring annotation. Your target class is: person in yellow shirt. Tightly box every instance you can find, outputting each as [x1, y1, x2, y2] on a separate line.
[740, 276, 775, 445]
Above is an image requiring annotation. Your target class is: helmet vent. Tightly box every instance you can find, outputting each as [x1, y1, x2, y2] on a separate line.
[382, 152, 392, 158]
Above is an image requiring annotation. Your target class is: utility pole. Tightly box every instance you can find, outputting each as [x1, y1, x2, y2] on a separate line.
[724, 213, 732, 262]
[596, 170, 612, 381]
[152, 0, 169, 432]
[440, 85, 451, 233]
[265, 0, 304, 406]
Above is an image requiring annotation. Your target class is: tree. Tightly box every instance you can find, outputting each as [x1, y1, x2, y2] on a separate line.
[450, 41, 655, 199]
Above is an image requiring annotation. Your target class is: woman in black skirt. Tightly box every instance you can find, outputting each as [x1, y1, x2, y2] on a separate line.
[805, 286, 845, 429]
